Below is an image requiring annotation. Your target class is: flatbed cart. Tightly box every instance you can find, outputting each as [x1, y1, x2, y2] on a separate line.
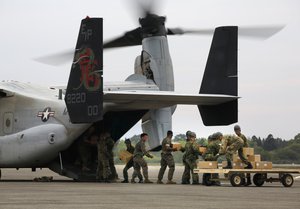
[193, 168, 300, 187]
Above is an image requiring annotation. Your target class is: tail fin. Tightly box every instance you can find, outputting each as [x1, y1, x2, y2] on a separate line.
[198, 26, 238, 126]
[65, 17, 103, 123]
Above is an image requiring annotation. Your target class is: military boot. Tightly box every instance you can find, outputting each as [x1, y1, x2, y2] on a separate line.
[166, 180, 177, 184]
[121, 179, 129, 183]
[157, 179, 164, 184]
[223, 161, 232, 169]
[244, 162, 253, 169]
[144, 179, 153, 183]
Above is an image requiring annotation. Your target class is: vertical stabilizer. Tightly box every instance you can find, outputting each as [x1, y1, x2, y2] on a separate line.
[198, 26, 238, 125]
[65, 17, 103, 123]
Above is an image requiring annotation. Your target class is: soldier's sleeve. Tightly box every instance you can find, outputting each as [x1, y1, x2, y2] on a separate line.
[141, 142, 153, 158]
[242, 135, 249, 147]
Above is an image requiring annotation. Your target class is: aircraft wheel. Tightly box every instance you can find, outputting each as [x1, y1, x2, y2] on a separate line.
[202, 173, 214, 186]
[230, 173, 245, 187]
[253, 173, 265, 187]
[281, 174, 294, 187]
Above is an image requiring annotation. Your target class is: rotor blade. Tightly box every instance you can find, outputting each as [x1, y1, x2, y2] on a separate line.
[168, 25, 285, 39]
[33, 50, 74, 66]
[167, 28, 214, 35]
[238, 25, 285, 39]
[103, 27, 142, 49]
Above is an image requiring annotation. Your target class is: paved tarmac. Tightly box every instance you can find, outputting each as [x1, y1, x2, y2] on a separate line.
[0, 165, 299, 209]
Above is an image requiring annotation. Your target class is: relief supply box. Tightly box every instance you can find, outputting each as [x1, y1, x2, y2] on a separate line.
[119, 150, 133, 163]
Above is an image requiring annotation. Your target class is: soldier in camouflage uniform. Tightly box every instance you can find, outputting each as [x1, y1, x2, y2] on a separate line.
[104, 132, 118, 181]
[121, 139, 143, 183]
[181, 132, 200, 184]
[218, 133, 252, 169]
[234, 125, 252, 186]
[131, 133, 154, 183]
[157, 130, 177, 184]
[96, 132, 112, 182]
[181, 131, 192, 184]
[202, 134, 221, 186]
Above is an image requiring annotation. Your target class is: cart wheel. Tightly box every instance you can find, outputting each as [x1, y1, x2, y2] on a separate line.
[230, 173, 245, 187]
[202, 173, 214, 186]
[281, 174, 294, 187]
[253, 173, 265, 187]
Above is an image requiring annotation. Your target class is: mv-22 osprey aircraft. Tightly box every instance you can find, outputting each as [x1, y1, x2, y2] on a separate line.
[0, 13, 280, 180]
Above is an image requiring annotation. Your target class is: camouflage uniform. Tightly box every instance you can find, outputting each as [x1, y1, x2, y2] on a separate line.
[157, 136, 175, 182]
[182, 140, 200, 184]
[131, 140, 152, 182]
[96, 134, 111, 181]
[203, 138, 220, 185]
[122, 144, 143, 182]
[219, 135, 249, 164]
[106, 134, 118, 180]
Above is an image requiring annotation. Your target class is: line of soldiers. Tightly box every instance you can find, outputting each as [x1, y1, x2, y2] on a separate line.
[121, 125, 252, 186]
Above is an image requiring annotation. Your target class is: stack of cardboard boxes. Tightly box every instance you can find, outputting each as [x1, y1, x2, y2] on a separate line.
[197, 147, 273, 169]
[229, 147, 273, 169]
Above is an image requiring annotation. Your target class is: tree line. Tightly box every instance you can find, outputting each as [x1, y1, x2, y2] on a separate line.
[114, 133, 300, 164]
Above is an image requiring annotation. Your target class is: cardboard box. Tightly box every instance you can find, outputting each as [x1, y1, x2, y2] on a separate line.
[243, 147, 254, 156]
[172, 143, 182, 151]
[232, 162, 245, 169]
[233, 154, 240, 162]
[197, 161, 218, 169]
[199, 146, 207, 154]
[221, 161, 228, 168]
[255, 161, 272, 169]
[119, 150, 133, 163]
[247, 154, 261, 162]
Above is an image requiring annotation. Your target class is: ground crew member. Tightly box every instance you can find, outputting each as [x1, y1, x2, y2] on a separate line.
[234, 125, 252, 186]
[202, 134, 221, 186]
[104, 132, 118, 181]
[121, 139, 143, 183]
[181, 130, 192, 184]
[131, 133, 154, 183]
[181, 132, 200, 184]
[96, 132, 112, 182]
[218, 133, 253, 169]
[157, 130, 177, 184]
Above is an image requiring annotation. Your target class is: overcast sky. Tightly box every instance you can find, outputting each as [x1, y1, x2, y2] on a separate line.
[1, 0, 299, 140]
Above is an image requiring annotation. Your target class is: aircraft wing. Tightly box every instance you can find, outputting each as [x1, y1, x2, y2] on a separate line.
[103, 90, 238, 111]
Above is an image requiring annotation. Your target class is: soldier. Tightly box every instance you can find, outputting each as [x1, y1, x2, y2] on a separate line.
[234, 125, 252, 186]
[131, 133, 154, 183]
[96, 132, 112, 182]
[181, 131, 192, 184]
[202, 134, 221, 186]
[121, 139, 143, 183]
[104, 132, 118, 181]
[157, 130, 177, 184]
[218, 133, 253, 169]
[181, 132, 200, 184]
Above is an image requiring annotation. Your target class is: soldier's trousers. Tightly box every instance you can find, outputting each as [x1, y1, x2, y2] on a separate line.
[158, 153, 175, 181]
[132, 156, 149, 180]
[96, 155, 111, 180]
[123, 158, 142, 181]
[181, 159, 191, 183]
[182, 158, 199, 184]
[226, 141, 247, 163]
